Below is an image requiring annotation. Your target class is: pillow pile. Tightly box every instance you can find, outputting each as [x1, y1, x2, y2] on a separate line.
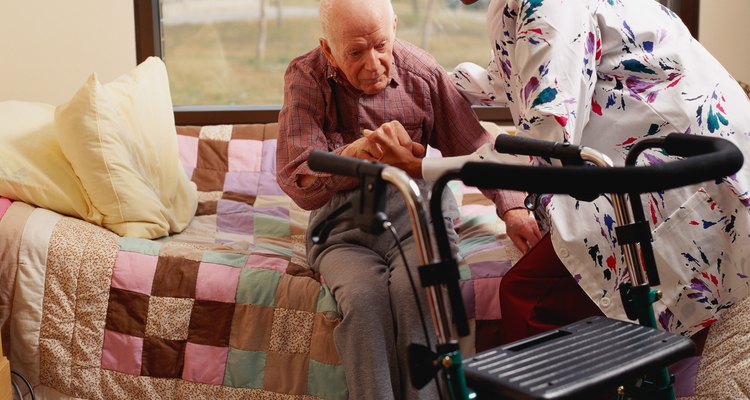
[0, 57, 197, 239]
[0, 101, 101, 222]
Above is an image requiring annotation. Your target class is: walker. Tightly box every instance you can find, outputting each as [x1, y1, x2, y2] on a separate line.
[307, 132, 743, 399]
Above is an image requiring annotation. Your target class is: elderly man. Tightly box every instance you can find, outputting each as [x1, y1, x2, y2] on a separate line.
[275, 0, 540, 397]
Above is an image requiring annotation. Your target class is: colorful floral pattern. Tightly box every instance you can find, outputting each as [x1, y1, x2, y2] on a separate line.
[452, 0, 750, 337]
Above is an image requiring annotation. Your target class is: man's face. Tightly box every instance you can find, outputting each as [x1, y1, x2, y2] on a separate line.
[322, 16, 396, 95]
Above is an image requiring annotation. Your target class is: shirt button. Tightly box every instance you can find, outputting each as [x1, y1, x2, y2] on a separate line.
[558, 247, 570, 258]
[600, 297, 611, 308]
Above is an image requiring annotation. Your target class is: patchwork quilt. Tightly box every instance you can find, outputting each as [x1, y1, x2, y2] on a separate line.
[174, 122, 523, 352]
[0, 123, 522, 399]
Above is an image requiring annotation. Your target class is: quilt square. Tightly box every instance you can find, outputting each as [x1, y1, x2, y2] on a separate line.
[202, 251, 249, 268]
[176, 125, 201, 138]
[118, 237, 161, 256]
[268, 308, 314, 354]
[221, 191, 256, 207]
[231, 124, 266, 140]
[309, 313, 340, 365]
[236, 268, 280, 307]
[101, 329, 144, 375]
[110, 251, 158, 295]
[141, 336, 186, 378]
[263, 352, 309, 395]
[227, 139, 263, 172]
[316, 285, 338, 314]
[223, 171, 260, 196]
[274, 274, 319, 313]
[196, 200, 218, 216]
[145, 296, 194, 340]
[151, 255, 200, 298]
[459, 235, 501, 258]
[308, 359, 347, 400]
[195, 261, 241, 303]
[182, 342, 229, 385]
[245, 254, 288, 273]
[199, 125, 233, 141]
[261, 140, 277, 172]
[197, 138, 229, 171]
[177, 134, 199, 169]
[182, 165, 195, 182]
[230, 304, 274, 351]
[224, 348, 266, 389]
[253, 207, 291, 237]
[188, 299, 235, 347]
[216, 199, 254, 235]
[191, 167, 226, 192]
[469, 260, 513, 279]
[257, 172, 284, 195]
[105, 287, 149, 337]
[290, 208, 311, 236]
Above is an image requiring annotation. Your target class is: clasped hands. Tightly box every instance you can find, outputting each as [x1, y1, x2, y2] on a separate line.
[341, 120, 424, 178]
[342, 120, 541, 253]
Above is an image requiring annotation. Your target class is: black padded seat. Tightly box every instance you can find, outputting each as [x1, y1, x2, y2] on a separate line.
[464, 316, 695, 399]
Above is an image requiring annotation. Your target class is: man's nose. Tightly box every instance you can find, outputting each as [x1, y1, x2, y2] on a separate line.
[363, 49, 381, 72]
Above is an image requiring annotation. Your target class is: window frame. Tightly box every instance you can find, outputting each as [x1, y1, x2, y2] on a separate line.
[134, 0, 700, 126]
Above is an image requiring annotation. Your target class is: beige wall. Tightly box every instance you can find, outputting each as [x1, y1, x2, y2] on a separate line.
[699, 0, 750, 84]
[0, 1, 746, 105]
[0, 1, 136, 106]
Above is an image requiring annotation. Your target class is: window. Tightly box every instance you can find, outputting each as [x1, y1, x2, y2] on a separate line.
[135, 0, 700, 125]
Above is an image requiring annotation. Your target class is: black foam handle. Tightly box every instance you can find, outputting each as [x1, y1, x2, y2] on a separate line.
[461, 136, 743, 195]
[308, 150, 385, 178]
[662, 132, 735, 158]
[494, 134, 584, 164]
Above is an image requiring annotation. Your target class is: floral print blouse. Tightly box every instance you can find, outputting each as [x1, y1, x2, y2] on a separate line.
[452, 0, 750, 337]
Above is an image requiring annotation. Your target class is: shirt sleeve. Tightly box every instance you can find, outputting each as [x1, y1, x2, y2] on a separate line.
[428, 65, 526, 216]
[451, 61, 507, 107]
[276, 60, 358, 210]
[500, 0, 599, 144]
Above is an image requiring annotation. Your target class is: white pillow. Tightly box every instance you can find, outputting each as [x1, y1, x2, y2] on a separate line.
[54, 57, 198, 238]
[0, 100, 102, 222]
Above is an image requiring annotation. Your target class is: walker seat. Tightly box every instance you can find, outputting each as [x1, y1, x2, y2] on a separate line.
[464, 316, 695, 399]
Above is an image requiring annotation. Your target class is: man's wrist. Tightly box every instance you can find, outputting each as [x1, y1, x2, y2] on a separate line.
[501, 206, 529, 219]
[407, 158, 423, 179]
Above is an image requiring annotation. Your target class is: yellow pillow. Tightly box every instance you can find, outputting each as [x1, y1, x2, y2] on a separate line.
[0, 100, 102, 222]
[54, 57, 198, 239]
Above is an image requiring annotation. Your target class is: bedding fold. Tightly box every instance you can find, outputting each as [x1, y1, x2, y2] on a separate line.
[0, 200, 35, 354]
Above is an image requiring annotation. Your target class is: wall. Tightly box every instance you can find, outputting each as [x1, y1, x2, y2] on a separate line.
[0, 1, 747, 105]
[0, 1, 136, 105]
[699, 0, 750, 84]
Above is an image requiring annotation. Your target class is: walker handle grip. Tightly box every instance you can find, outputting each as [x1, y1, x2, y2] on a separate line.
[494, 134, 585, 165]
[308, 150, 385, 178]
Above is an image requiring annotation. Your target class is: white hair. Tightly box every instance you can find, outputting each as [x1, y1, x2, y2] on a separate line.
[319, 0, 395, 42]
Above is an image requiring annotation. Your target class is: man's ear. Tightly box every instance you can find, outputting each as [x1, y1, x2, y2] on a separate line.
[320, 38, 337, 68]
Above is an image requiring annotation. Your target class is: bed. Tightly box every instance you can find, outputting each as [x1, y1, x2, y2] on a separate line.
[0, 112, 522, 399]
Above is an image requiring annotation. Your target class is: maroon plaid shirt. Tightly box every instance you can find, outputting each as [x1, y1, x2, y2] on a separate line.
[277, 38, 525, 215]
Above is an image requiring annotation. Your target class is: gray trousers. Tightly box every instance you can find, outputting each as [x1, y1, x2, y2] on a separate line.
[307, 181, 459, 400]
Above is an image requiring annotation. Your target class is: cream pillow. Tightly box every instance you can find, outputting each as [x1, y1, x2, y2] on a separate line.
[55, 57, 198, 238]
[0, 100, 102, 222]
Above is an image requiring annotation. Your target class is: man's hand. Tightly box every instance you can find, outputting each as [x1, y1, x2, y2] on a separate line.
[298, 137, 383, 188]
[362, 120, 425, 178]
[503, 208, 542, 254]
[341, 136, 385, 161]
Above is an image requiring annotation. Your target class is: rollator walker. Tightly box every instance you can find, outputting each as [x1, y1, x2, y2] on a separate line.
[307, 132, 744, 399]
